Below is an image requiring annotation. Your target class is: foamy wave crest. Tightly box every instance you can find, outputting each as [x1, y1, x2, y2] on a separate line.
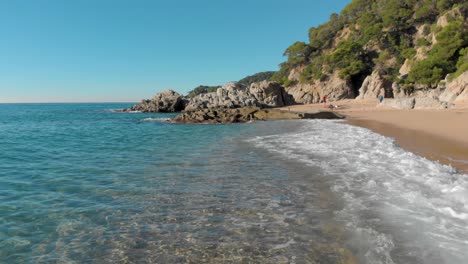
[248, 120, 468, 264]
[141, 117, 170, 122]
[104, 109, 141, 113]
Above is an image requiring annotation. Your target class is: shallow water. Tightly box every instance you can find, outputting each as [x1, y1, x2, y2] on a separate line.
[250, 120, 468, 264]
[0, 104, 467, 263]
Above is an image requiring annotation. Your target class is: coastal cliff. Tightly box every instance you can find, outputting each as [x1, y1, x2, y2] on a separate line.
[271, 0, 467, 105]
[126, 0, 467, 116]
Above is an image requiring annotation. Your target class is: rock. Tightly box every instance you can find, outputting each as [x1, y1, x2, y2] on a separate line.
[286, 71, 354, 104]
[378, 98, 416, 109]
[184, 81, 295, 111]
[249, 81, 295, 107]
[414, 97, 451, 109]
[439, 72, 468, 103]
[171, 107, 343, 124]
[437, 6, 464, 28]
[357, 71, 392, 99]
[399, 59, 411, 77]
[124, 89, 185, 112]
[378, 96, 452, 110]
[391, 82, 408, 99]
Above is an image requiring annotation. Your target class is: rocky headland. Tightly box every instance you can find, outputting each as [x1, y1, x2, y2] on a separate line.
[124, 68, 466, 123]
[124, 2, 467, 122]
[124, 81, 337, 123]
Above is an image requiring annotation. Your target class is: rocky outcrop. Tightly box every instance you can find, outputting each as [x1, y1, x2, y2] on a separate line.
[184, 81, 294, 111]
[391, 82, 409, 99]
[378, 97, 452, 110]
[399, 59, 411, 77]
[249, 81, 295, 107]
[414, 97, 452, 109]
[439, 72, 468, 103]
[286, 71, 354, 104]
[378, 98, 416, 109]
[171, 107, 343, 124]
[124, 90, 185, 112]
[357, 71, 392, 99]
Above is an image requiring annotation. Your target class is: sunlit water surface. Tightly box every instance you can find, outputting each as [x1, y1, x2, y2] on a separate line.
[0, 103, 466, 263]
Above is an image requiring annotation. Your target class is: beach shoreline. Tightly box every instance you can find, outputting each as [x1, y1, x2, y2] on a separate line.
[278, 99, 468, 174]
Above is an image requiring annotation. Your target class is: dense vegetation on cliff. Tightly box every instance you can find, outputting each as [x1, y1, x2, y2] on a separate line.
[271, 0, 468, 92]
[238, 71, 276, 86]
[186, 85, 221, 98]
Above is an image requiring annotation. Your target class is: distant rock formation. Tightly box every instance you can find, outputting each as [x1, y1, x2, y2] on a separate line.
[184, 81, 294, 111]
[124, 90, 185, 113]
[171, 106, 343, 124]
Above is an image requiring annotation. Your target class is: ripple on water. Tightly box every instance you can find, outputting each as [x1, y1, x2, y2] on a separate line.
[0, 105, 355, 263]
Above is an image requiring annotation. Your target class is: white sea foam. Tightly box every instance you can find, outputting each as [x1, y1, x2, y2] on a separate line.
[141, 117, 170, 122]
[248, 120, 468, 264]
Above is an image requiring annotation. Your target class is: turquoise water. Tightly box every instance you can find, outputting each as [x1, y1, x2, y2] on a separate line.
[2, 103, 467, 263]
[0, 103, 340, 263]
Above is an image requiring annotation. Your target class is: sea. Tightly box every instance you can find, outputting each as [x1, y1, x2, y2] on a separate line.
[0, 103, 467, 264]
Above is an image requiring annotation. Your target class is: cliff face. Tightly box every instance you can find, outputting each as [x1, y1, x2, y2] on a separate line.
[440, 71, 468, 102]
[286, 71, 354, 104]
[272, 0, 468, 103]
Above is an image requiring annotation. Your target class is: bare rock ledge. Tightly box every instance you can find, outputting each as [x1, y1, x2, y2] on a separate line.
[171, 107, 343, 124]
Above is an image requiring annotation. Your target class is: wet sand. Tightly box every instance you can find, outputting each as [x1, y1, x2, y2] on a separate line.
[278, 99, 468, 174]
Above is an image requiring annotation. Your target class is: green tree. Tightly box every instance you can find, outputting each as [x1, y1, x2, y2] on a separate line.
[284, 41, 312, 66]
[238, 71, 276, 86]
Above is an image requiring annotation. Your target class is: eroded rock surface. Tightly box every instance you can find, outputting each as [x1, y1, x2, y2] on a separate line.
[124, 90, 185, 112]
[357, 71, 392, 99]
[439, 72, 468, 103]
[172, 107, 343, 124]
[286, 71, 355, 104]
[184, 81, 294, 111]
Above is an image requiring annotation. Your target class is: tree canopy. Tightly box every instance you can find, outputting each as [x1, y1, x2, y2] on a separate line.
[272, 0, 467, 89]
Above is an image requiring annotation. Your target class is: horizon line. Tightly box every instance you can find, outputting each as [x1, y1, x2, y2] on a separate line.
[0, 101, 138, 104]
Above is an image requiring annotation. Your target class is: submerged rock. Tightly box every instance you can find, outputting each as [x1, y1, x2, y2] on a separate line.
[171, 107, 343, 124]
[124, 90, 185, 113]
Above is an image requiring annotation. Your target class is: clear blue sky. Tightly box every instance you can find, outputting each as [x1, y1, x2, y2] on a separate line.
[0, 0, 350, 102]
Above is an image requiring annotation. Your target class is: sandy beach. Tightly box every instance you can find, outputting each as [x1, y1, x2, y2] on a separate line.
[279, 99, 468, 174]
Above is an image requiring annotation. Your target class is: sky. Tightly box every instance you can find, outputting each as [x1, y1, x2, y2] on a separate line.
[0, 0, 350, 103]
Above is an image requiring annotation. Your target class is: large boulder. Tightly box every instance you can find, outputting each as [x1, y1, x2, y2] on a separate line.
[286, 71, 354, 104]
[378, 98, 416, 109]
[184, 81, 295, 111]
[439, 72, 468, 103]
[357, 71, 393, 99]
[125, 89, 185, 112]
[249, 81, 295, 107]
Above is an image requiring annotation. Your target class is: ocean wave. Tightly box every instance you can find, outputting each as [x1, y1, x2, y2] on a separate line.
[103, 108, 142, 113]
[140, 117, 170, 122]
[248, 119, 468, 264]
